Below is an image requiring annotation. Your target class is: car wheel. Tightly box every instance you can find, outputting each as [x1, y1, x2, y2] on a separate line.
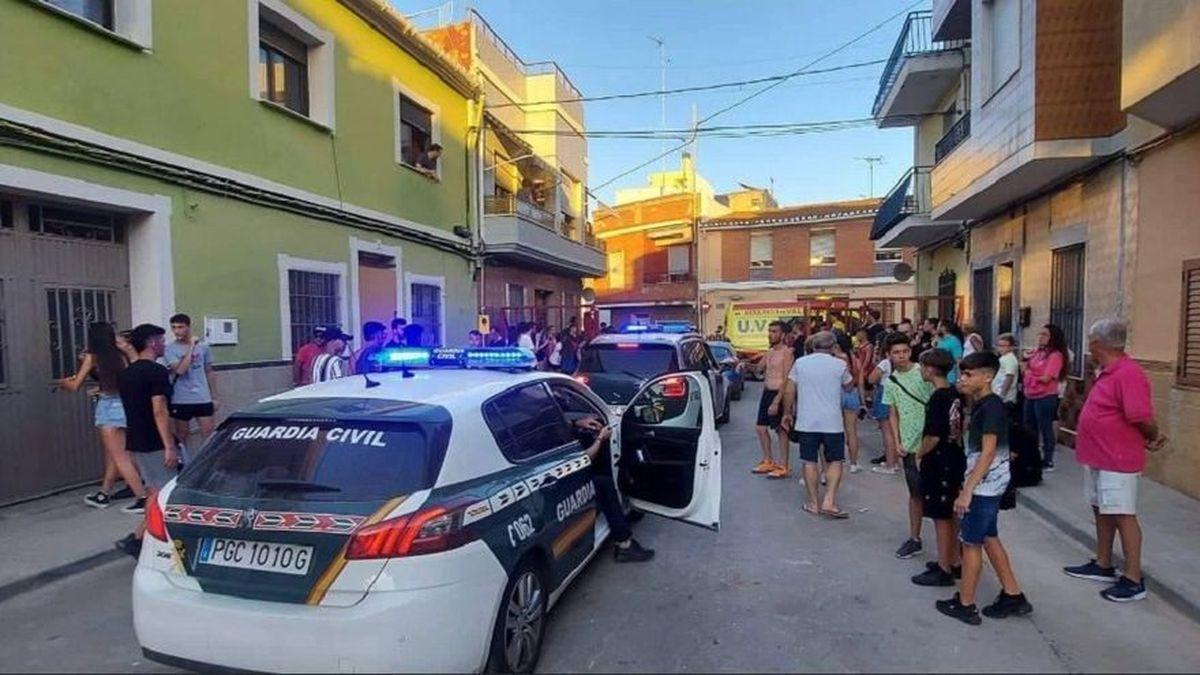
[487, 559, 547, 674]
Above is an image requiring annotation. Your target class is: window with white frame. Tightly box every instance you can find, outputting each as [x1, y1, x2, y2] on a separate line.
[667, 245, 691, 280]
[875, 249, 903, 262]
[287, 269, 340, 355]
[810, 229, 836, 266]
[251, 0, 335, 128]
[36, 0, 152, 47]
[982, 0, 1020, 99]
[750, 231, 773, 279]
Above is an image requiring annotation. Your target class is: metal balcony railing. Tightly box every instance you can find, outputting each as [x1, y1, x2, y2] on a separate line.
[935, 111, 971, 163]
[467, 10, 582, 102]
[872, 11, 967, 118]
[643, 272, 694, 285]
[484, 195, 556, 230]
[871, 166, 932, 240]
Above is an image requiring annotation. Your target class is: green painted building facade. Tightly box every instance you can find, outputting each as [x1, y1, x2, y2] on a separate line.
[0, 0, 483, 501]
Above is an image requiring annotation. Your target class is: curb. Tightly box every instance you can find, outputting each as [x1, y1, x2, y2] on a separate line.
[0, 549, 127, 604]
[1017, 490, 1200, 626]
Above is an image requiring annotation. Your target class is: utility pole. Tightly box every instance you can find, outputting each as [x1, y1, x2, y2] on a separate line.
[856, 155, 884, 198]
[649, 36, 668, 183]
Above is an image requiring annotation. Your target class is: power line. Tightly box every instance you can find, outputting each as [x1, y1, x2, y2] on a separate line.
[555, 39, 891, 71]
[505, 118, 877, 139]
[488, 58, 886, 108]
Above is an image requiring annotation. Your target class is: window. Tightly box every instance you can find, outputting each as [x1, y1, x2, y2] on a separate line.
[483, 383, 576, 462]
[409, 282, 442, 347]
[44, 0, 113, 30]
[578, 343, 678, 379]
[982, 0, 1020, 98]
[1, 200, 12, 229]
[607, 251, 625, 290]
[506, 283, 525, 309]
[288, 270, 339, 355]
[875, 249, 903, 262]
[1050, 245, 1086, 377]
[667, 245, 691, 279]
[750, 231, 773, 280]
[46, 287, 116, 379]
[1177, 259, 1200, 387]
[937, 269, 957, 323]
[259, 19, 309, 116]
[399, 94, 435, 170]
[810, 229, 836, 266]
[680, 340, 711, 371]
[28, 204, 123, 242]
[972, 266, 995, 347]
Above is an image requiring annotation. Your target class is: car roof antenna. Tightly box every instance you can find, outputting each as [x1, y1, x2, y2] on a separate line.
[362, 372, 381, 388]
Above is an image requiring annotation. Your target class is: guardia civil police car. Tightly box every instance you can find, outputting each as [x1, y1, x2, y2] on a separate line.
[133, 347, 721, 673]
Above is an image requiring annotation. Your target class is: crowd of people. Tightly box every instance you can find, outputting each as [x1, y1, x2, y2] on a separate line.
[749, 310, 1166, 623]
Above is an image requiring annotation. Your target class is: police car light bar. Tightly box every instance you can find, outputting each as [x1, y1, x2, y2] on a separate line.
[377, 347, 537, 370]
[621, 324, 651, 333]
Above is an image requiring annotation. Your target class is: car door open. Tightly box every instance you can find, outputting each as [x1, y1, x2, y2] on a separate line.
[617, 372, 721, 531]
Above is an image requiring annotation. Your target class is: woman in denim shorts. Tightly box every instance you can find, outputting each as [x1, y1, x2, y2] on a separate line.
[58, 322, 147, 511]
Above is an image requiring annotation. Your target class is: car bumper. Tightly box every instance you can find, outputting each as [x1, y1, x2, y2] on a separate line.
[133, 543, 506, 673]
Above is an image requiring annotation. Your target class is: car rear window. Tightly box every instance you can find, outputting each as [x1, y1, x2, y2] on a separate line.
[177, 417, 451, 502]
[578, 343, 678, 379]
[709, 344, 734, 361]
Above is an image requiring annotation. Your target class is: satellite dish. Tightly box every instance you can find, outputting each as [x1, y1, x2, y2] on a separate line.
[581, 288, 596, 304]
[893, 262, 914, 282]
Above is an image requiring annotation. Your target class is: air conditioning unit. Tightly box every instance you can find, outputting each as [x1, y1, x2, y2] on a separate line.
[204, 316, 239, 345]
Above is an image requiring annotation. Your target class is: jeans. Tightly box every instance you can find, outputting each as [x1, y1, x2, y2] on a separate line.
[591, 472, 632, 543]
[1024, 395, 1060, 465]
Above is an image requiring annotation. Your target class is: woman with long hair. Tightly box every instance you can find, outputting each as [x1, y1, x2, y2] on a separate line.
[57, 322, 147, 511]
[1023, 323, 1069, 471]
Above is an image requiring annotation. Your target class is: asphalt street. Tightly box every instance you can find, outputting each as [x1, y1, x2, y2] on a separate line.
[2, 381, 1199, 673]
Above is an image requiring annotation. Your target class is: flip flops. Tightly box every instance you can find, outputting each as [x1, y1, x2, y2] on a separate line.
[802, 503, 821, 516]
[820, 507, 850, 519]
[767, 467, 792, 479]
[751, 460, 776, 474]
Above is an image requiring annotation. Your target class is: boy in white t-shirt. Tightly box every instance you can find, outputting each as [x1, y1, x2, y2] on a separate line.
[992, 333, 1020, 406]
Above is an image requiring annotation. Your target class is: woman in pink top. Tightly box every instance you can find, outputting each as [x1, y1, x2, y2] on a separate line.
[1022, 324, 1069, 470]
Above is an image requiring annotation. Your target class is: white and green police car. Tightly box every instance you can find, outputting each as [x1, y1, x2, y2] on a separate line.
[132, 347, 721, 673]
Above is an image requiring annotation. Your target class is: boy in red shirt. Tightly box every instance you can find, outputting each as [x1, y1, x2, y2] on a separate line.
[1063, 318, 1166, 602]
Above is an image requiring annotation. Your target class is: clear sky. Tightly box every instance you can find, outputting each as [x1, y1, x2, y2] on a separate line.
[392, 0, 920, 207]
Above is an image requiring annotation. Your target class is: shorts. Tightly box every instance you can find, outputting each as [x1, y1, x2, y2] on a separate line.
[133, 449, 180, 491]
[94, 394, 126, 429]
[959, 494, 1002, 545]
[842, 389, 862, 412]
[756, 389, 781, 429]
[919, 447, 966, 521]
[797, 432, 846, 464]
[170, 402, 214, 421]
[871, 384, 890, 421]
[901, 453, 921, 498]
[1084, 466, 1139, 515]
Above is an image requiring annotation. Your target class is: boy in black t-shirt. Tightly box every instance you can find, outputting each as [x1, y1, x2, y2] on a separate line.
[911, 348, 966, 587]
[936, 352, 1032, 625]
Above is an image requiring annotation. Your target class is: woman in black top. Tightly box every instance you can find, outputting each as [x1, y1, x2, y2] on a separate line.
[58, 322, 147, 510]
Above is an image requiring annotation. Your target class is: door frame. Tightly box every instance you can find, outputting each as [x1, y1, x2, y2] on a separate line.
[404, 272, 445, 346]
[348, 236, 403, 350]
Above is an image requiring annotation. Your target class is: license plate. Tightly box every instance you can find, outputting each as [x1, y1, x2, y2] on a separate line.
[197, 538, 313, 576]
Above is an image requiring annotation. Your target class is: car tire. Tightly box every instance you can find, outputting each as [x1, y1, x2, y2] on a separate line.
[486, 558, 548, 674]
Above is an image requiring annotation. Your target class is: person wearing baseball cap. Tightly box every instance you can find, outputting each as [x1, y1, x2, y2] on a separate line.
[311, 327, 352, 383]
[293, 326, 327, 386]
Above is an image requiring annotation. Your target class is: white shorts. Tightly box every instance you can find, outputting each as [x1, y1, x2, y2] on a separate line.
[1084, 466, 1139, 515]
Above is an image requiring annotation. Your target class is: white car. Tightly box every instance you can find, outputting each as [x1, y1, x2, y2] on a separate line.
[132, 347, 721, 673]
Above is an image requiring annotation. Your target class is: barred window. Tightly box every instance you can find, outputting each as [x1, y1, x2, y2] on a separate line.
[46, 287, 116, 380]
[1178, 259, 1200, 387]
[29, 204, 123, 242]
[1049, 245, 1086, 377]
[288, 270, 339, 355]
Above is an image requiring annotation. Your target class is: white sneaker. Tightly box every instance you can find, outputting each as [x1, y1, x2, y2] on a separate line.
[849, 463, 863, 474]
[871, 465, 899, 475]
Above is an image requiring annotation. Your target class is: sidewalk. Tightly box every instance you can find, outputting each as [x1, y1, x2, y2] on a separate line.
[1016, 444, 1200, 622]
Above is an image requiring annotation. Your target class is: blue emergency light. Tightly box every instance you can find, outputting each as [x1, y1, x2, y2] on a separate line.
[376, 347, 536, 370]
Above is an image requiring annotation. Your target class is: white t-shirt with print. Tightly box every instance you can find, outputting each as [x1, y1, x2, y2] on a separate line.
[992, 352, 1020, 403]
[789, 353, 853, 434]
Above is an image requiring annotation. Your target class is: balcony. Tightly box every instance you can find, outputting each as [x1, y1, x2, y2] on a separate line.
[873, 11, 967, 128]
[932, 0, 971, 42]
[934, 112, 970, 163]
[643, 272, 694, 286]
[870, 166, 960, 249]
[482, 196, 606, 277]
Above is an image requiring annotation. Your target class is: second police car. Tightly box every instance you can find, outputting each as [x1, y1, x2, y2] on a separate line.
[132, 347, 721, 673]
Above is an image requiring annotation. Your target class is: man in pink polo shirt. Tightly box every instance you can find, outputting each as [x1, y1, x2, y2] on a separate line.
[1063, 318, 1166, 603]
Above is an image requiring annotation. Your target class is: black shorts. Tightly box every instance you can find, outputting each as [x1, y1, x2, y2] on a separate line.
[919, 446, 966, 521]
[756, 389, 781, 429]
[170, 402, 214, 421]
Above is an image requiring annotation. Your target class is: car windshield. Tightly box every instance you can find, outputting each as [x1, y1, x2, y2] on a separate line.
[177, 417, 451, 502]
[709, 344, 734, 361]
[579, 343, 678, 379]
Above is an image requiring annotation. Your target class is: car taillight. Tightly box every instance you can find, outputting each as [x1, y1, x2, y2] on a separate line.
[661, 376, 687, 397]
[344, 506, 474, 560]
[146, 494, 168, 542]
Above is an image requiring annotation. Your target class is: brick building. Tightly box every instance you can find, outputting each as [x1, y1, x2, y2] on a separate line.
[698, 198, 917, 337]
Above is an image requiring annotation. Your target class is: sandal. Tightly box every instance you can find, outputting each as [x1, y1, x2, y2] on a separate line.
[820, 507, 850, 519]
[767, 467, 791, 479]
[751, 460, 776, 474]
[802, 503, 820, 516]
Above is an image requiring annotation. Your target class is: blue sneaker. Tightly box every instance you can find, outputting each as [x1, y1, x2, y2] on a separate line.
[1063, 559, 1117, 582]
[1101, 576, 1147, 603]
